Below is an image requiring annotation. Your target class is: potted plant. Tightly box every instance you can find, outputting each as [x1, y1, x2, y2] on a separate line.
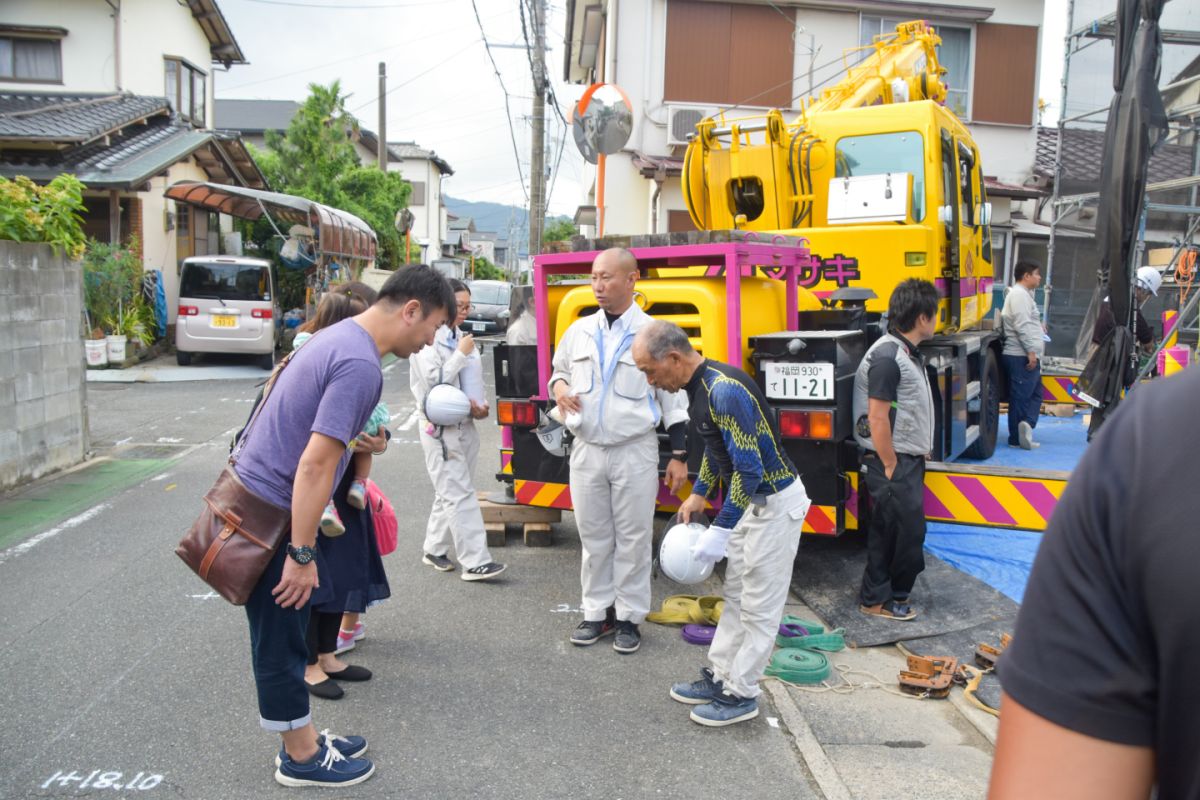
[83, 238, 144, 365]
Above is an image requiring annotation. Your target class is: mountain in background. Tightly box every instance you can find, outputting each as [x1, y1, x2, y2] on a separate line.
[443, 195, 570, 254]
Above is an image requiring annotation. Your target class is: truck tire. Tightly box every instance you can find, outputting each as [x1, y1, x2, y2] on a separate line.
[964, 348, 999, 460]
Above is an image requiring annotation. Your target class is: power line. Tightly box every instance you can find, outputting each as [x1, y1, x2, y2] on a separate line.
[470, 0, 529, 204]
[239, 0, 447, 8]
[348, 40, 480, 113]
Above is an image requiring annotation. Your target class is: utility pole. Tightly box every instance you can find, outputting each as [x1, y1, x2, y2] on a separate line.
[528, 0, 547, 258]
[377, 62, 387, 171]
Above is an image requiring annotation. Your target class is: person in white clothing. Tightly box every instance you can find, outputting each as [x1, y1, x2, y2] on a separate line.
[1000, 262, 1045, 450]
[550, 248, 691, 654]
[505, 292, 538, 346]
[410, 279, 507, 582]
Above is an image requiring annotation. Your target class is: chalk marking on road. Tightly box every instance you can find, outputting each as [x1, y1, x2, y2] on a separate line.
[150, 473, 170, 482]
[41, 769, 163, 792]
[155, 437, 184, 443]
[763, 681, 853, 800]
[188, 591, 220, 600]
[164, 484, 177, 492]
[767, 716, 780, 728]
[114, 437, 132, 446]
[0, 504, 110, 566]
[397, 409, 420, 431]
[550, 604, 584, 614]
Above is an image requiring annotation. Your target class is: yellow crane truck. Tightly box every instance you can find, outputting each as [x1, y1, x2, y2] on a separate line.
[493, 21, 1002, 536]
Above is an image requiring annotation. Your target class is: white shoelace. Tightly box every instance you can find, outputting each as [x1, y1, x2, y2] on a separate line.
[318, 728, 349, 747]
[317, 745, 347, 770]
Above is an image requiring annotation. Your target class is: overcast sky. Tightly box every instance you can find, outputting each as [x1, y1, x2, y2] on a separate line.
[215, 0, 1079, 218]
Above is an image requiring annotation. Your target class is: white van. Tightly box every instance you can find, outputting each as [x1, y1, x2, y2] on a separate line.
[176, 256, 277, 369]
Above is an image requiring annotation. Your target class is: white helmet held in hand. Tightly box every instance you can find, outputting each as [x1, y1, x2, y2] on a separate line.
[659, 521, 715, 585]
[423, 383, 471, 426]
[534, 411, 568, 457]
[1136, 266, 1162, 296]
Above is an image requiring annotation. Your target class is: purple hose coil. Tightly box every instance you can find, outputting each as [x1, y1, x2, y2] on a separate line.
[682, 624, 717, 645]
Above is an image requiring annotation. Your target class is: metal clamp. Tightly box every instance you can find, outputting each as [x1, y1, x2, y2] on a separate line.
[898, 655, 959, 699]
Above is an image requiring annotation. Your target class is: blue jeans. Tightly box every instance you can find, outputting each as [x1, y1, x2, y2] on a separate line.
[1002, 354, 1041, 445]
[245, 543, 312, 732]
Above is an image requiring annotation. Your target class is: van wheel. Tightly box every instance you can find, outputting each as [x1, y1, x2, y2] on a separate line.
[964, 348, 999, 459]
[258, 352, 275, 370]
[176, 350, 192, 366]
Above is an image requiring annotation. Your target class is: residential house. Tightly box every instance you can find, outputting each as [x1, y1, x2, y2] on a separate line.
[561, 0, 1046, 288]
[0, 0, 267, 322]
[214, 100, 454, 263]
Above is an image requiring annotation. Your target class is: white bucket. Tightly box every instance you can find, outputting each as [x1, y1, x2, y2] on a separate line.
[85, 339, 108, 366]
[106, 334, 127, 363]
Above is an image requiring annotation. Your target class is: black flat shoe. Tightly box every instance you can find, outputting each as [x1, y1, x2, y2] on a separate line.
[324, 665, 372, 682]
[306, 679, 345, 700]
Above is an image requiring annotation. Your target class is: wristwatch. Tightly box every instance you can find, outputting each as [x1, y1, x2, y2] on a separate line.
[669, 450, 689, 464]
[286, 544, 316, 565]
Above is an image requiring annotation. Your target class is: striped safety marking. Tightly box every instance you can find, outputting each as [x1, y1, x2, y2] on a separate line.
[922, 468, 1067, 530]
[1041, 374, 1085, 404]
[513, 480, 573, 509]
[499, 449, 513, 475]
[802, 506, 837, 535]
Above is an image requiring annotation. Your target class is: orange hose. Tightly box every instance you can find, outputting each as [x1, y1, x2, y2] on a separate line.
[1176, 248, 1197, 304]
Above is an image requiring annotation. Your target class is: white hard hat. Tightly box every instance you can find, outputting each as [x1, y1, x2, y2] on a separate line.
[423, 383, 471, 426]
[534, 411, 568, 458]
[658, 522, 715, 585]
[1136, 266, 1162, 296]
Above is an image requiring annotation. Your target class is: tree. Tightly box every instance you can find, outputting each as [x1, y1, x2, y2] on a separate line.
[254, 81, 413, 269]
[543, 218, 577, 244]
[471, 255, 505, 281]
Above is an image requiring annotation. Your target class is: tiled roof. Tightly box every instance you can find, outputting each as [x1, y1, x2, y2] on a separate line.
[388, 141, 453, 175]
[1035, 126, 1195, 192]
[0, 93, 169, 143]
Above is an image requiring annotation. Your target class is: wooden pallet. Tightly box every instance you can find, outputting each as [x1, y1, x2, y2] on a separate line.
[479, 494, 561, 547]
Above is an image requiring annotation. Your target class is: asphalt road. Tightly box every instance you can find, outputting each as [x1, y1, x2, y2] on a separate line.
[0, 351, 820, 799]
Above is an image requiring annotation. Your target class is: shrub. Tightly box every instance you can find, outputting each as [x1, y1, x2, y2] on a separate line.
[0, 174, 87, 259]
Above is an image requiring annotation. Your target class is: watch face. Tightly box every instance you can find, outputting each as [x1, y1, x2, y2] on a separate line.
[288, 545, 314, 564]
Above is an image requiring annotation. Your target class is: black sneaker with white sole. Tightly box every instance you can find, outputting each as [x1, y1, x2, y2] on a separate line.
[613, 620, 641, 654]
[570, 607, 616, 646]
[461, 562, 506, 581]
[422, 552, 455, 572]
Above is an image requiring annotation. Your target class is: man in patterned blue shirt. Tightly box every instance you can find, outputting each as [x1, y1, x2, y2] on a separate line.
[633, 320, 811, 727]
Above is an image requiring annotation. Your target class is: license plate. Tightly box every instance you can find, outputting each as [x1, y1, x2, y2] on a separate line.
[471, 322, 487, 332]
[762, 361, 835, 401]
[210, 315, 237, 328]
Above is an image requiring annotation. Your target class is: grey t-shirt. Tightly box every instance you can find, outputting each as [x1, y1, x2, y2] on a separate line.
[997, 367, 1200, 798]
[234, 319, 383, 509]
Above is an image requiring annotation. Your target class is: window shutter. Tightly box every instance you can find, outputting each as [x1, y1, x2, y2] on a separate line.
[971, 23, 1038, 125]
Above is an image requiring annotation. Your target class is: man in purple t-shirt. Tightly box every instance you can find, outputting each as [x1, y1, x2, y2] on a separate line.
[234, 265, 452, 789]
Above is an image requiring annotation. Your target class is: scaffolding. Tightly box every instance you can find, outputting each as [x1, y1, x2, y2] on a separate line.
[1043, 0, 1200, 363]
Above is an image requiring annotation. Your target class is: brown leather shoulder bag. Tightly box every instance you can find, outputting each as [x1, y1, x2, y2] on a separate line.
[175, 353, 294, 604]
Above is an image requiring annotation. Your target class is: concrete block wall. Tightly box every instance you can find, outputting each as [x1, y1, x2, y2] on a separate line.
[0, 242, 88, 491]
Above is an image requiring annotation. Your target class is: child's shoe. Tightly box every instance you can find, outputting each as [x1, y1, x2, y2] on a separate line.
[320, 502, 346, 536]
[347, 479, 367, 510]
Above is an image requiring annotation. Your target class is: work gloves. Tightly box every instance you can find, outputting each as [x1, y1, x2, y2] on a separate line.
[691, 526, 732, 565]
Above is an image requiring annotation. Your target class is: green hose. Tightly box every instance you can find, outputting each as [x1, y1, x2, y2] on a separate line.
[764, 649, 831, 684]
[776, 629, 846, 651]
[780, 614, 825, 634]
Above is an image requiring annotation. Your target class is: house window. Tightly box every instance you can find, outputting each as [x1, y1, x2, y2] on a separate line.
[859, 16, 971, 119]
[0, 35, 63, 82]
[408, 181, 426, 206]
[664, 0, 795, 108]
[164, 57, 207, 127]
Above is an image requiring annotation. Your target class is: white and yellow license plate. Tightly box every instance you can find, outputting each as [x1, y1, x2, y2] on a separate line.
[210, 315, 237, 328]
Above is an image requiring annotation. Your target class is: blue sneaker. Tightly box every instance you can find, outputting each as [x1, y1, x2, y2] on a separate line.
[670, 667, 723, 705]
[274, 729, 368, 767]
[690, 691, 760, 727]
[274, 743, 374, 787]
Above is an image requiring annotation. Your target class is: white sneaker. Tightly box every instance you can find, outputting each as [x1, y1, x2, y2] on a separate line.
[1018, 421, 1035, 450]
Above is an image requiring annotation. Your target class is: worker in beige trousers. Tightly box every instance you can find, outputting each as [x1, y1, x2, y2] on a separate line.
[550, 248, 690, 654]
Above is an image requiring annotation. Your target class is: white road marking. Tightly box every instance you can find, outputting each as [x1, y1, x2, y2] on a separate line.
[155, 437, 184, 443]
[114, 437, 132, 446]
[397, 409, 420, 431]
[0, 504, 110, 566]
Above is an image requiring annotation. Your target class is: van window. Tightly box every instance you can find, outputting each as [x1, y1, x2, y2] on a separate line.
[471, 283, 511, 305]
[181, 262, 271, 301]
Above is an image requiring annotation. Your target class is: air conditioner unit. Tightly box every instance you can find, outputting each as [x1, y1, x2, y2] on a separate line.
[667, 104, 719, 147]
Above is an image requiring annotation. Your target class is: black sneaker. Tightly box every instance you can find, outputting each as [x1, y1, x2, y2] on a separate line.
[422, 552, 455, 572]
[571, 608, 616, 646]
[461, 562, 507, 582]
[613, 620, 641, 654]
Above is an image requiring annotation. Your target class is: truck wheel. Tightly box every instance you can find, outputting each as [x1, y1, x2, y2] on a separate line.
[964, 348, 999, 459]
[176, 350, 192, 366]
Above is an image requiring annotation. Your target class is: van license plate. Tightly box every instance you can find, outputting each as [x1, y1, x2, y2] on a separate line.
[471, 322, 487, 332]
[762, 361, 834, 401]
[211, 315, 237, 328]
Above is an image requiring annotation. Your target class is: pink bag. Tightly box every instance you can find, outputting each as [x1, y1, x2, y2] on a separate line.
[365, 479, 397, 556]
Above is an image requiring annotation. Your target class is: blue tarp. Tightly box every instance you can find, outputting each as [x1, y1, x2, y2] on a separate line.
[924, 413, 1089, 603]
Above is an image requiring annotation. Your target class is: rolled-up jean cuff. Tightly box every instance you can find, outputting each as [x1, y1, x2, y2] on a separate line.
[259, 712, 312, 733]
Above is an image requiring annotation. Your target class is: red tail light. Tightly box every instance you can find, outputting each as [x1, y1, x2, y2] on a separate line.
[778, 409, 834, 440]
[498, 400, 538, 428]
[178, 305, 198, 316]
[251, 308, 273, 319]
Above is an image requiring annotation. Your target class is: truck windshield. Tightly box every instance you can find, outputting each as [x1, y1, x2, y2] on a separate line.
[180, 263, 270, 301]
[834, 131, 925, 222]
